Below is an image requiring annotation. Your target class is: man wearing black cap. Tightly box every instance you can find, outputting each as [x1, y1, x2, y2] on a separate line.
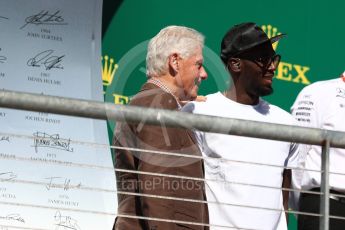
[184, 22, 298, 229]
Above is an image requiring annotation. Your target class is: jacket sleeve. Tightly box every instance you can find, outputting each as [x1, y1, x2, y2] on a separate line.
[113, 122, 145, 230]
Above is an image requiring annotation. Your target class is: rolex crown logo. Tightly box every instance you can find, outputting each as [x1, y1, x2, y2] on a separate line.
[102, 55, 118, 86]
[261, 25, 281, 51]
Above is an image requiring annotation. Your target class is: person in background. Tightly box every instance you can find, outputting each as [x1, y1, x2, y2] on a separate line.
[291, 72, 345, 230]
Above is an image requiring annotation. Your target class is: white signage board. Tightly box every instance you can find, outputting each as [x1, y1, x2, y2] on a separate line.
[0, 1, 116, 229]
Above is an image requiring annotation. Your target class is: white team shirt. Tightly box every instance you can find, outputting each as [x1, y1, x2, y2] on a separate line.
[291, 74, 345, 207]
[183, 92, 298, 230]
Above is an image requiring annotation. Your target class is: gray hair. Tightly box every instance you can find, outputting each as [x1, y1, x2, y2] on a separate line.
[146, 25, 205, 77]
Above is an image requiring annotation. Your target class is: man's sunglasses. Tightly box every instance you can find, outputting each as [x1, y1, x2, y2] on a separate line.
[241, 54, 281, 70]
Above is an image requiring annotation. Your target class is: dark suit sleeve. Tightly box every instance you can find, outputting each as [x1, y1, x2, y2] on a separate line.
[113, 122, 145, 230]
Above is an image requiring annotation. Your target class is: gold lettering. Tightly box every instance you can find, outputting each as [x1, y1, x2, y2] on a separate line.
[276, 62, 292, 81]
[292, 65, 310, 84]
[275, 62, 311, 85]
[113, 94, 129, 104]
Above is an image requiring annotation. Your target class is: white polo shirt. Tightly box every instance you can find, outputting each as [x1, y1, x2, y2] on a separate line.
[291, 74, 345, 206]
[184, 92, 298, 230]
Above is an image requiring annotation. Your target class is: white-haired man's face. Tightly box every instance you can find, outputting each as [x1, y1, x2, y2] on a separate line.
[176, 47, 207, 100]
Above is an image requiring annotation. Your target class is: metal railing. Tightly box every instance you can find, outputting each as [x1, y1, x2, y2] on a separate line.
[1, 89, 345, 230]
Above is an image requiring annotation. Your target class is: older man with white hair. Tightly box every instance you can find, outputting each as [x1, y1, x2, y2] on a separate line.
[113, 25, 209, 230]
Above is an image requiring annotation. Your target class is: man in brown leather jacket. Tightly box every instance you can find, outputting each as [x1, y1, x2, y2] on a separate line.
[113, 25, 209, 230]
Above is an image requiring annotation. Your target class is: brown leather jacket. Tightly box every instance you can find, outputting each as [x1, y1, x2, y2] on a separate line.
[113, 83, 209, 230]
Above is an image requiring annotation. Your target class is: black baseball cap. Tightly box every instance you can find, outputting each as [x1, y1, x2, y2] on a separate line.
[220, 22, 286, 63]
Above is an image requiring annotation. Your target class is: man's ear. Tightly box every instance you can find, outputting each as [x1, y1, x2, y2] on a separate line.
[228, 58, 241, 72]
[168, 53, 179, 73]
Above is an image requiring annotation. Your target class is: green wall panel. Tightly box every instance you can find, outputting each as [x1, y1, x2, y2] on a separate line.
[102, 1, 345, 228]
